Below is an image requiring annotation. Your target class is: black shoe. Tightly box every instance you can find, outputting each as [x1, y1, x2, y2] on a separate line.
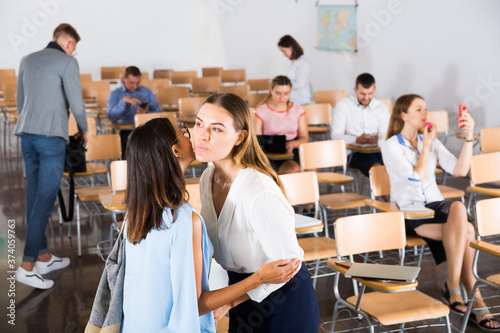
[470, 311, 500, 331]
[441, 282, 467, 316]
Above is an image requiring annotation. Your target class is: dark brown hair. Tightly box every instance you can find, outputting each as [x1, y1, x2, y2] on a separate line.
[125, 118, 187, 244]
[386, 94, 424, 139]
[204, 93, 285, 193]
[277, 35, 304, 60]
[53, 23, 80, 43]
[124, 66, 141, 78]
[355, 73, 375, 89]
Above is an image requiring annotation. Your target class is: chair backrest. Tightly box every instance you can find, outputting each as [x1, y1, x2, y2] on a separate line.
[142, 78, 171, 96]
[81, 81, 111, 99]
[86, 134, 122, 161]
[134, 112, 177, 127]
[68, 115, 97, 136]
[303, 103, 332, 126]
[202, 67, 223, 78]
[479, 127, 500, 153]
[379, 98, 392, 114]
[80, 74, 92, 82]
[0, 69, 16, 77]
[171, 71, 198, 85]
[101, 66, 126, 80]
[335, 212, 406, 257]
[153, 69, 173, 79]
[186, 183, 201, 213]
[1, 79, 17, 103]
[221, 69, 246, 84]
[426, 110, 449, 134]
[249, 93, 268, 108]
[369, 165, 391, 198]
[475, 197, 500, 238]
[247, 79, 271, 92]
[192, 77, 221, 94]
[219, 84, 250, 101]
[95, 87, 111, 109]
[470, 152, 500, 185]
[314, 90, 347, 107]
[299, 140, 347, 170]
[178, 97, 207, 117]
[279, 171, 320, 206]
[156, 87, 190, 106]
[110, 160, 127, 192]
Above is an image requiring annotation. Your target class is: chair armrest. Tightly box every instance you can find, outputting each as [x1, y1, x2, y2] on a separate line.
[364, 199, 434, 219]
[470, 240, 500, 258]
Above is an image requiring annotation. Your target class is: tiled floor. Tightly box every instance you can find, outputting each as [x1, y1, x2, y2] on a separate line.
[0, 128, 499, 332]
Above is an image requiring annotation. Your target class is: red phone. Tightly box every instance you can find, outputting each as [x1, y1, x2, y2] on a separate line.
[459, 104, 467, 128]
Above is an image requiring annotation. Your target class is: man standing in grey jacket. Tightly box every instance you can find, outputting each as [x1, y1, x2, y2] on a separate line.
[14, 23, 87, 289]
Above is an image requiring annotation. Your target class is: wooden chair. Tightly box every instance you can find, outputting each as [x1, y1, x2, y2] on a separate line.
[327, 211, 450, 332]
[479, 127, 500, 153]
[134, 112, 177, 127]
[178, 97, 206, 124]
[85, 133, 122, 181]
[69, 114, 97, 137]
[153, 69, 173, 80]
[303, 103, 332, 140]
[426, 110, 452, 146]
[459, 197, 500, 332]
[314, 90, 347, 107]
[100, 66, 126, 82]
[0, 69, 16, 77]
[202, 67, 223, 78]
[72, 159, 126, 257]
[80, 74, 92, 82]
[366, 165, 434, 267]
[156, 86, 190, 112]
[247, 79, 271, 93]
[379, 98, 392, 114]
[191, 77, 221, 96]
[279, 171, 336, 288]
[221, 69, 246, 85]
[299, 140, 369, 220]
[249, 92, 268, 108]
[171, 70, 198, 85]
[466, 152, 500, 214]
[141, 78, 171, 96]
[81, 81, 111, 99]
[219, 84, 250, 102]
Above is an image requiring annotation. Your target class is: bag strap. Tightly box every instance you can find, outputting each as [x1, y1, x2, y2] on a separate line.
[58, 174, 75, 222]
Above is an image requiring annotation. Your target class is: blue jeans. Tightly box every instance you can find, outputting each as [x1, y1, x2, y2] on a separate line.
[21, 134, 66, 262]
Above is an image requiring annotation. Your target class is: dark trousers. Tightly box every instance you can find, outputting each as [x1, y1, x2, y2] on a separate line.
[348, 152, 383, 177]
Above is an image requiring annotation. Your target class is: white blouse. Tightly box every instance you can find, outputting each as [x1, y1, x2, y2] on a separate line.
[381, 134, 458, 208]
[287, 55, 311, 105]
[199, 165, 304, 302]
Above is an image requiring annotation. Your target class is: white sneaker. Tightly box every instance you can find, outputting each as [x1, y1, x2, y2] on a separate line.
[15, 267, 54, 289]
[35, 255, 70, 275]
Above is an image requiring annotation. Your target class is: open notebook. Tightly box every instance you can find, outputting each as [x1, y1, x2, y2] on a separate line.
[344, 263, 421, 282]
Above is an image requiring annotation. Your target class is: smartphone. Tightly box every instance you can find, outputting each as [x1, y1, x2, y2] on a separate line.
[139, 102, 148, 109]
[459, 104, 467, 128]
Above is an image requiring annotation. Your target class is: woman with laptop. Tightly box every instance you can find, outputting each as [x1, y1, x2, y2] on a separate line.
[193, 93, 319, 332]
[381, 94, 499, 331]
[253, 75, 309, 174]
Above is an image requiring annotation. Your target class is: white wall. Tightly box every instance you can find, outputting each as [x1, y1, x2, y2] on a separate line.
[1, 0, 499, 153]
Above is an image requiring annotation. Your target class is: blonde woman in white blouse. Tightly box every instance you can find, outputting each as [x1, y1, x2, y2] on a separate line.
[381, 94, 499, 331]
[193, 93, 319, 332]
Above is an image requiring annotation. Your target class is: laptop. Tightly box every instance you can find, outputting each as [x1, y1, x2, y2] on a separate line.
[345, 263, 420, 282]
[257, 135, 287, 154]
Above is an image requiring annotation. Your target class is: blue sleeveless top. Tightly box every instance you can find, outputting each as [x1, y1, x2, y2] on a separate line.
[122, 203, 215, 333]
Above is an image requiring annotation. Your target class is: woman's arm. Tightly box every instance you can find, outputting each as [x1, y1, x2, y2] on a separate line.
[414, 126, 437, 180]
[253, 114, 263, 135]
[453, 112, 475, 177]
[286, 114, 309, 153]
[192, 212, 300, 316]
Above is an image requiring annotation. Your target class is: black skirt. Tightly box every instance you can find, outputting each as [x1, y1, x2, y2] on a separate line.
[227, 263, 319, 333]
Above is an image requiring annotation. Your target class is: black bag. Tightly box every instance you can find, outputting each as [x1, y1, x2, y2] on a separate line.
[58, 136, 87, 222]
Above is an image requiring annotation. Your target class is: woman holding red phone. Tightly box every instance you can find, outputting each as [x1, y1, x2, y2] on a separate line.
[381, 95, 499, 331]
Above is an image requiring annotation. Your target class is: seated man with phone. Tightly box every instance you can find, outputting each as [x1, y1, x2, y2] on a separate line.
[107, 66, 161, 157]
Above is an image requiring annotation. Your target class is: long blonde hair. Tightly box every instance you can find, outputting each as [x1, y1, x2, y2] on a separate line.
[386, 94, 424, 139]
[204, 93, 285, 193]
[257, 75, 293, 111]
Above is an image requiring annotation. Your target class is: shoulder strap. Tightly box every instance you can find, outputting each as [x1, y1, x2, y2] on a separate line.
[57, 174, 75, 222]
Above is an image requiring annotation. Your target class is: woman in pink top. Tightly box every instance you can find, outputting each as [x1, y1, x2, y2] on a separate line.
[253, 76, 308, 174]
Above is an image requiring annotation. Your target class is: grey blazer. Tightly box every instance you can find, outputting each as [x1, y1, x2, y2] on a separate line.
[14, 47, 87, 142]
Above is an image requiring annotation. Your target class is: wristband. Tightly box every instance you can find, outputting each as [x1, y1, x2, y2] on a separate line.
[464, 138, 474, 142]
